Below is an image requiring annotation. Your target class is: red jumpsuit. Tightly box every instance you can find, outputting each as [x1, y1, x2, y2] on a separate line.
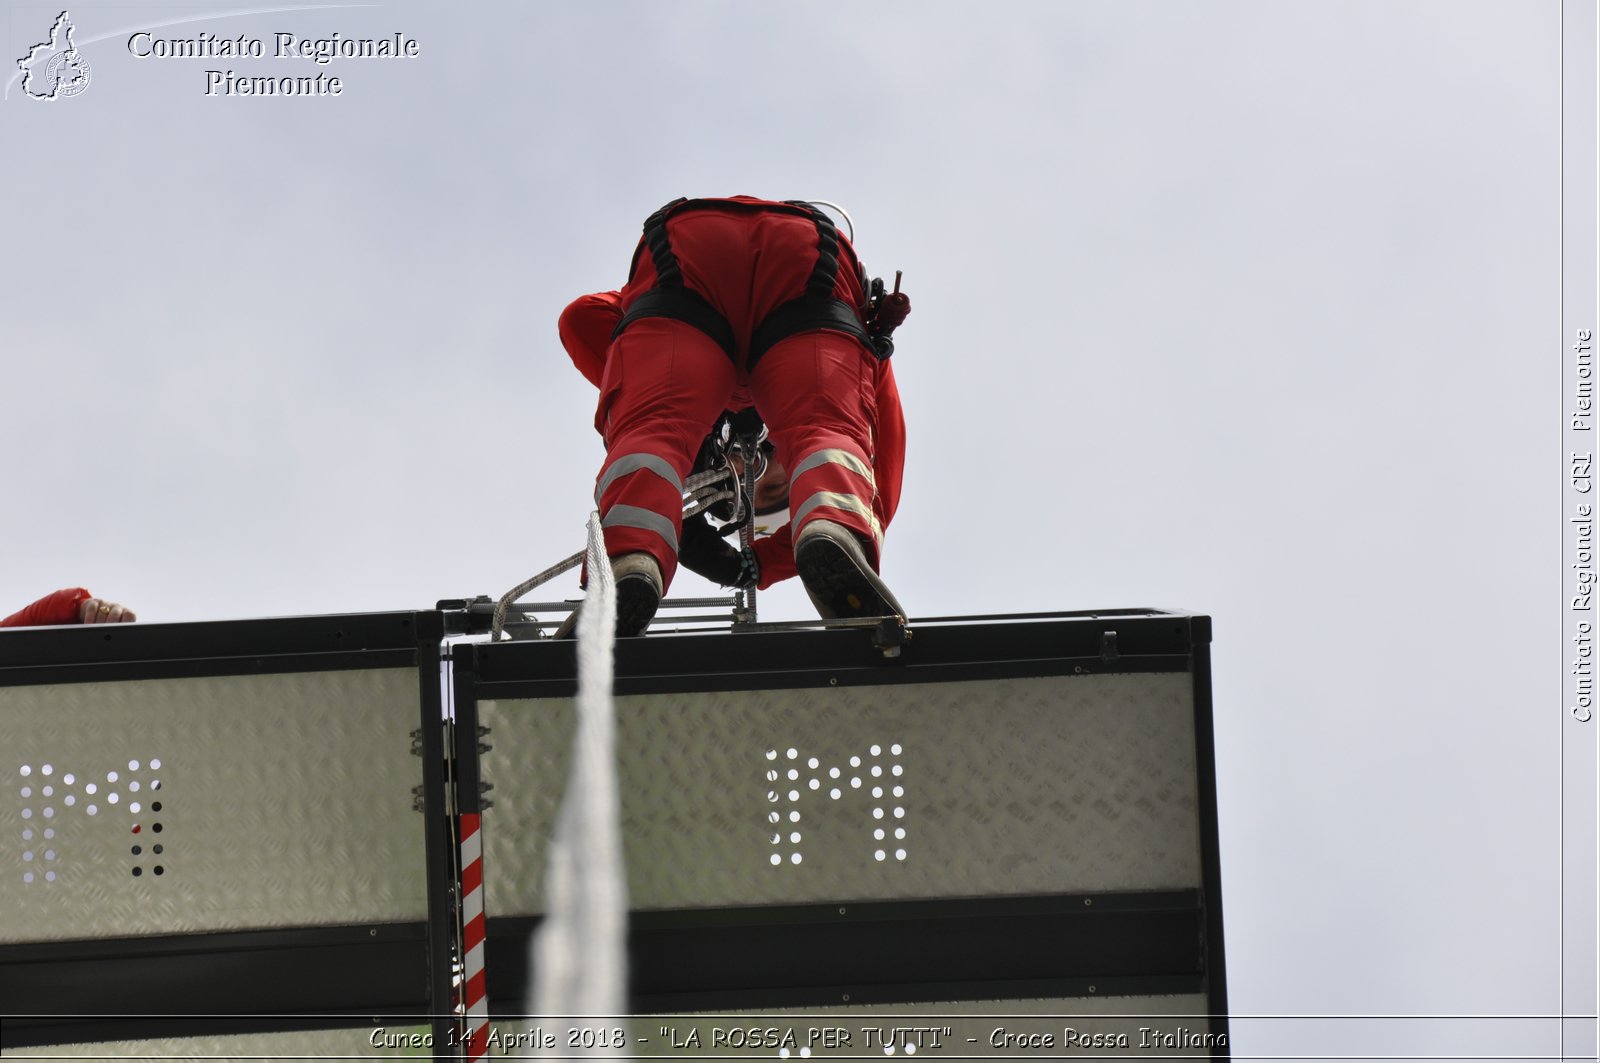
[559, 196, 905, 592]
[2, 588, 91, 628]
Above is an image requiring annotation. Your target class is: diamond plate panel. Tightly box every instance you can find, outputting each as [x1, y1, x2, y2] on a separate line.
[0, 668, 428, 943]
[480, 673, 1201, 912]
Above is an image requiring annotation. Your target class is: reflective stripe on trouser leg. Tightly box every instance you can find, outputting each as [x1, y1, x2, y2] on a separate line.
[790, 448, 875, 494]
[791, 489, 883, 548]
[592, 318, 739, 588]
[788, 446, 882, 564]
[600, 505, 679, 553]
[595, 452, 683, 505]
[746, 329, 882, 565]
[594, 455, 684, 583]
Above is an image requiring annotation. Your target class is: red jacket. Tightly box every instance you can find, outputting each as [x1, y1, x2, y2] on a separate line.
[2, 588, 91, 628]
[558, 292, 905, 590]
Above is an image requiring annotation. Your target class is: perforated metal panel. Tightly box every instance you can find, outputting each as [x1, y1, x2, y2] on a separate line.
[0, 667, 428, 943]
[480, 673, 1201, 914]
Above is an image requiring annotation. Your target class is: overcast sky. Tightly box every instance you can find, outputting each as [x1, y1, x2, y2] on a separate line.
[2, 1, 1585, 1057]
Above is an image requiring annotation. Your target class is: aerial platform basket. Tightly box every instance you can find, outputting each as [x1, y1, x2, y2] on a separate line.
[456, 607, 1227, 1055]
[0, 605, 1225, 1060]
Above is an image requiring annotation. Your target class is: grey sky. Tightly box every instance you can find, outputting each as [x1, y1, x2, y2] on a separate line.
[1, 1, 1577, 1056]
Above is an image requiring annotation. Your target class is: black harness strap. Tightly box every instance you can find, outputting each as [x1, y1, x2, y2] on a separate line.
[798, 200, 842, 300]
[614, 287, 738, 359]
[748, 297, 871, 367]
[643, 203, 684, 288]
[613, 198, 872, 367]
[614, 198, 738, 359]
[748, 201, 871, 369]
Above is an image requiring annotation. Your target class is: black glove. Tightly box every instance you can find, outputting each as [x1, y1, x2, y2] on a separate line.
[678, 513, 759, 588]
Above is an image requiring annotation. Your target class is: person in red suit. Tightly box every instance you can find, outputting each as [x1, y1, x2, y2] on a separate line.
[558, 196, 910, 635]
[3, 588, 136, 628]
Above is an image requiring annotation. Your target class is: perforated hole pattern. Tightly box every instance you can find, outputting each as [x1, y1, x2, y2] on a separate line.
[764, 743, 905, 868]
[18, 758, 166, 885]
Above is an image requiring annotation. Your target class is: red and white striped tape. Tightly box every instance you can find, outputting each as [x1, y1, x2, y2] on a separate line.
[460, 812, 489, 1059]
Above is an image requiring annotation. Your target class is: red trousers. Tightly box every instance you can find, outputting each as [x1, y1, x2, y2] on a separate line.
[593, 202, 884, 590]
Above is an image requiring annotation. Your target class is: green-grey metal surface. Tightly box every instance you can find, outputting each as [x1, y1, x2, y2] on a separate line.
[1, 668, 428, 943]
[480, 673, 1202, 913]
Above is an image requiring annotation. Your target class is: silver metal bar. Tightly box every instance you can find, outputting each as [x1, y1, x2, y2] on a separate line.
[736, 446, 759, 625]
[659, 597, 741, 609]
[503, 596, 739, 615]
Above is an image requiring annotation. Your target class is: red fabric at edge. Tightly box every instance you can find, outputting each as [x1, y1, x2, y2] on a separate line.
[2, 588, 91, 628]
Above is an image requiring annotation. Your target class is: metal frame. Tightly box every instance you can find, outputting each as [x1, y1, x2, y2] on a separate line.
[0, 611, 457, 1054]
[468, 608, 1205, 700]
[1189, 622, 1231, 1046]
[455, 609, 1226, 1048]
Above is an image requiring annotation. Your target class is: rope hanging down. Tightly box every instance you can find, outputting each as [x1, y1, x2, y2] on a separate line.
[527, 511, 630, 1035]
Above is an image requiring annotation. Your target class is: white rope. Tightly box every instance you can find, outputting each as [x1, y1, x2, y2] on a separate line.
[528, 511, 629, 1041]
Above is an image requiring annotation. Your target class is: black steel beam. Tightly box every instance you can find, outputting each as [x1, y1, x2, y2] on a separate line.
[0, 922, 430, 1049]
[483, 891, 1206, 1014]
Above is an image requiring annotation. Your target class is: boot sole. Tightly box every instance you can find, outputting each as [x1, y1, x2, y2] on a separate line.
[615, 573, 661, 637]
[795, 535, 902, 620]
[552, 573, 661, 640]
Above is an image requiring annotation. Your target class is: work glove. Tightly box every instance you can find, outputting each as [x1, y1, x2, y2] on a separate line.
[678, 512, 759, 589]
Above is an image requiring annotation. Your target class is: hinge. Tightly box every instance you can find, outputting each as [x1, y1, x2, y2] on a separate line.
[1100, 630, 1120, 663]
[871, 616, 912, 658]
